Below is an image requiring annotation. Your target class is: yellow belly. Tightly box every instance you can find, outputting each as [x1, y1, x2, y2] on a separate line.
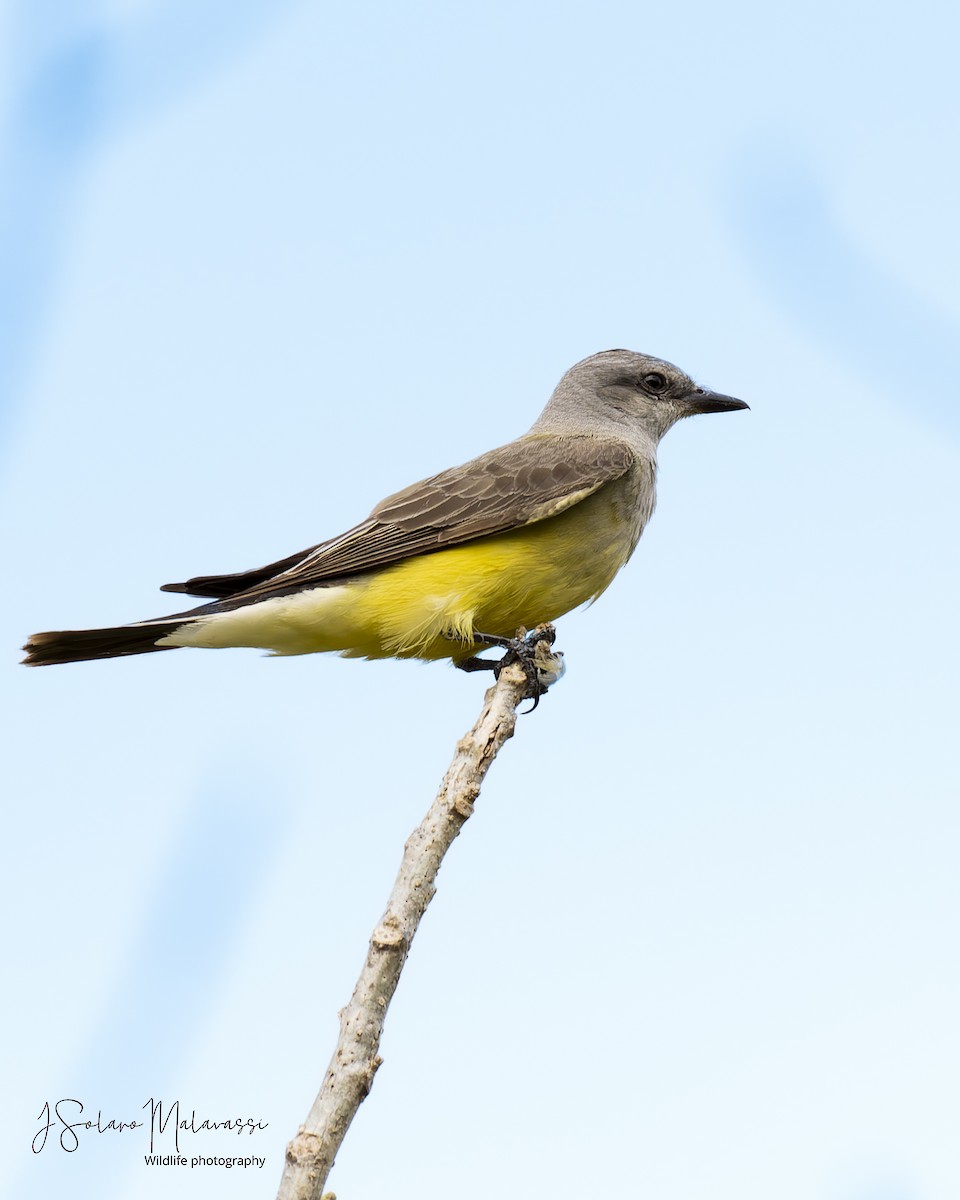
[171, 481, 644, 661]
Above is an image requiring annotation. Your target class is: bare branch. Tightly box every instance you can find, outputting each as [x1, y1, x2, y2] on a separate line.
[276, 628, 561, 1200]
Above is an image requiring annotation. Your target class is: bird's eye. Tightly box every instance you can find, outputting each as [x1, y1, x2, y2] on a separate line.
[641, 372, 668, 394]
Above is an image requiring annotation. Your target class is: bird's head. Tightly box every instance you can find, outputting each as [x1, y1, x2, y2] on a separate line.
[536, 349, 749, 445]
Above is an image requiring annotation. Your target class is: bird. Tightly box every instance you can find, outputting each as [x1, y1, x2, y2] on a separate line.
[22, 349, 748, 674]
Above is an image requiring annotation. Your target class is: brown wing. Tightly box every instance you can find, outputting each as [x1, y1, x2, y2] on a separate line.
[164, 435, 636, 608]
[160, 547, 323, 598]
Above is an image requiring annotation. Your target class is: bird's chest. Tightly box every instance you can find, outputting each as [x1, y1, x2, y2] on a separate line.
[476, 467, 656, 626]
[538, 478, 648, 590]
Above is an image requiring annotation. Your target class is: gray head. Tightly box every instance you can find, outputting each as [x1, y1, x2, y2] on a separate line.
[532, 349, 748, 449]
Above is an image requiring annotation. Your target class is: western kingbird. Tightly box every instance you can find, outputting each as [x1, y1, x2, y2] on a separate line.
[22, 349, 747, 670]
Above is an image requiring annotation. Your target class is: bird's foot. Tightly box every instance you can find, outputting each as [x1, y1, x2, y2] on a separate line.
[454, 624, 564, 712]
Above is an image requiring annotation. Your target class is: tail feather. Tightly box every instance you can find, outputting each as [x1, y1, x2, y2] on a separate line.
[22, 621, 188, 667]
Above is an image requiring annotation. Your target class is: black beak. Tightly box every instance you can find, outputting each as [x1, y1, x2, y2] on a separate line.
[683, 387, 749, 415]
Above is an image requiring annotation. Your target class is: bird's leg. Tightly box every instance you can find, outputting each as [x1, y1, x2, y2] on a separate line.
[456, 655, 499, 674]
[451, 624, 562, 712]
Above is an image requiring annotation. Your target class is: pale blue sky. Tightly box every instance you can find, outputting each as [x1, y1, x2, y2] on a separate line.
[2, 2, 958, 1198]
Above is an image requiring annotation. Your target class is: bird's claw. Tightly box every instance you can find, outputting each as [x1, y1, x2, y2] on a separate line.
[457, 624, 564, 712]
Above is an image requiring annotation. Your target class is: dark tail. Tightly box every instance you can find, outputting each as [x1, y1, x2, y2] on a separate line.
[22, 620, 189, 667]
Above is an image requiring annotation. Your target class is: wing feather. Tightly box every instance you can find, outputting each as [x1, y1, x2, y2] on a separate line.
[165, 435, 636, 608]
